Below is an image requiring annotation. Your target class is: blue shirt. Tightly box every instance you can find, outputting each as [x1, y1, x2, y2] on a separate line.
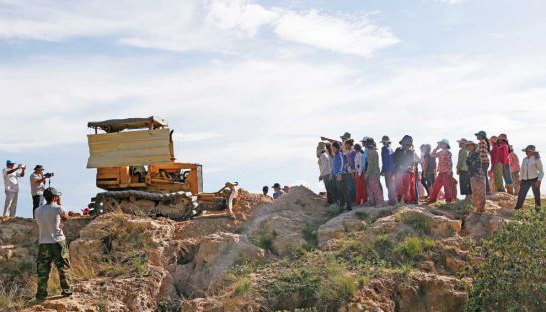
[332, 151, 345, 176]
[381, 145, 395, 173]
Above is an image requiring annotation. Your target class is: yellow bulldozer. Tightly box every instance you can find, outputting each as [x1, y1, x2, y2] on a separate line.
[86, 116, 238, 220]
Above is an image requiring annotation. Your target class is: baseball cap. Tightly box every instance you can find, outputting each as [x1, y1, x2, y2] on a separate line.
[6, 160, 14, 166]
[44, 187, 62, 199]
[272, 183, 281, 189]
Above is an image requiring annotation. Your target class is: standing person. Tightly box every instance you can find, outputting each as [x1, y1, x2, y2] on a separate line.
[354, 144, 368, 205]
[366, 141, 384, 207]
[380, 136, 397, 205]
[456, 139, 471, 199]
[428, 139, 455, 204]
[332, 142, 352, 210]
[515, 145, 543, 210]
[317, 142, 333, 204]
[475, 131, 492, 195]
[35, 187, 73, 300]
[420, 144, 436, 197]
[466, 141, 486, 213]
[343, 139, 357, 205]
[272, 183, 284, 199]
[509, 145, 521, 194]
[394, 135, 418, 204]
[325, 142, 338, 204]
[490, 136, 506, 192]
[498, 134, 514, 194]
[30, 165, 48, 217]
[262, 186, 269, 196]
[3, 160, 26, 217]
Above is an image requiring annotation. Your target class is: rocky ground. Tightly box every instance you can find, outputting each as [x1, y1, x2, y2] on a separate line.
[0, 188, 527, 312]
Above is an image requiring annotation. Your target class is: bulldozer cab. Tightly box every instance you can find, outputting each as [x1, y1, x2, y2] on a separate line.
[87, 116, 203, 194]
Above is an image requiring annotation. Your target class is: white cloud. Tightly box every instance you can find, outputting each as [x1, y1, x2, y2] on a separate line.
[0, 0, 397, 57]
[274, 10, 399, 57]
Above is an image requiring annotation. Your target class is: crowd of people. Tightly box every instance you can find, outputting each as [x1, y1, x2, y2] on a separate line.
[317, 131, 543, 213]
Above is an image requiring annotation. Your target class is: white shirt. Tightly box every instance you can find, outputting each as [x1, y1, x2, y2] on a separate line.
[3, 168, 22, 192]
[318, 153, 332, 177]
[35, 203, 67, 244]
[30, 172, 46, 196]
[355, 151, 365, 176]
[520, 155, 544, 181]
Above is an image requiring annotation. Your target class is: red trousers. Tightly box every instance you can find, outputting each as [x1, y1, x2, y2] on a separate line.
[355, 174, 368, 205]
[395, 172, 417, 203]
[429, 172, 454, 203]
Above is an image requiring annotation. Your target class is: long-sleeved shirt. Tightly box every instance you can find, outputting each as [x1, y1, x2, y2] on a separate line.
[332, 151, 345, 177]
[381, 145, 395, 173]
[466, 151, 485, 178]
[355, 151, 365, 176]
[457, 148, 468, 172]
[318, 152, 332, 177]
[394, 148, 417, 173]
[345, 150, 356, 173]
[478, 139, 490, 163]
[509, 152, 520, 173]
[520, 155, 544, 181]
[366, 149, 381, 178]
[431, 149, 453, 174]
[491, 143, 509, 165]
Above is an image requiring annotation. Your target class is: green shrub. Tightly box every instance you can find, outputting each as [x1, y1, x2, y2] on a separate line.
[233, 276, 253, 295]
[466, 209, 546, 312]
[397, 213, 431, 236]
[394, 236, 436, 262]
[327, 204, 344, 218]
[355, 211, 369, 220]
[252, 229, 275, 252]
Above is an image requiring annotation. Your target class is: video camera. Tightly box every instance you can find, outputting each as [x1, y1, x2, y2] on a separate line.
[45, 172, 55, 178]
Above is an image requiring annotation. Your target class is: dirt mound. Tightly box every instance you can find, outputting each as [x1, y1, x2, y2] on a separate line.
[242, 186, 328, 256]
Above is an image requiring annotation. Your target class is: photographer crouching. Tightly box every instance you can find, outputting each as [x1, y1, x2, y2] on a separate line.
[30, 165, 54, 218]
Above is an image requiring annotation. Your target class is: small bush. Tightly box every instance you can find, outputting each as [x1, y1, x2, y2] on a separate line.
[233, 276, 253, 295]
[397, 213, 431, 236]
[302, 223, 319, 248]
[355, 211, 369, 220]
[327, 204, 344, 218]
[252, 230, 274, 252]
[394, 236, 436, 262]
[466, 209, 546, 311]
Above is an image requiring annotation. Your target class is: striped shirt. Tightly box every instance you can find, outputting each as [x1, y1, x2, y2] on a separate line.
[478, 139, 489, 163]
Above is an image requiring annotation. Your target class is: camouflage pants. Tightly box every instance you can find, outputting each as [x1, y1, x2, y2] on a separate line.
[36, 241, 73, 299]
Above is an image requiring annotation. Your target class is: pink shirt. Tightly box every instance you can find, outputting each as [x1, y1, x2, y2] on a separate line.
[509, 153, 520, 172]
[432, 149, 453, 174]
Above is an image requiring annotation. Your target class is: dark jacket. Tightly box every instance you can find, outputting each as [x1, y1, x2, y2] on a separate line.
[394, 147, 417, 174]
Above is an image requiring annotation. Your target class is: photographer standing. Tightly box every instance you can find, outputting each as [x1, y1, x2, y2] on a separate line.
[3, 160, 26, 217]
[30, 165, 51, 217]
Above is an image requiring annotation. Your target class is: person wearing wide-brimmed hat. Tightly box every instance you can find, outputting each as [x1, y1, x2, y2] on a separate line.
[508, 145, 521, 194]
[380, 135, 396, 205]
[393, 135, 419, 204]
[490, 135, 507, 192]
[515, 145, 543, 210]
[317, 142, 334, 204]
[475, 131, 492, 195]
[456, 139, 471, 199]
[30, 165, 49, 217]
[466, 141, 486, 212]
[498, 134, 514, 194]
[419, 144, 436, 197]
[365, 141, 384, 207]
[428, 139, 455, 204]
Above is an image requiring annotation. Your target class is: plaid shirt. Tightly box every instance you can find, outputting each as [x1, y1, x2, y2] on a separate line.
[478, 139, 489, 163]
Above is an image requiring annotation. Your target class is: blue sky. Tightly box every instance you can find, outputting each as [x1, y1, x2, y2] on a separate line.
[1, 0, 545, 218]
